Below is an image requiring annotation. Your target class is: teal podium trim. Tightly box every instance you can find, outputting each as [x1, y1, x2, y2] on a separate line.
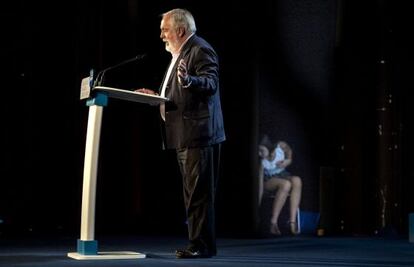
[77, 240, 98, 255]
[87, 93, 108, 107]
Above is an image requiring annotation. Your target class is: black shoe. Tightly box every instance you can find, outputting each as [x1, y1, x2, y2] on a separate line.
[175, 248, 212, 259]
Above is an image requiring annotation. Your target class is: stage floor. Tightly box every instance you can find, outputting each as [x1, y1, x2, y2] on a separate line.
[1, 235, 414, 267]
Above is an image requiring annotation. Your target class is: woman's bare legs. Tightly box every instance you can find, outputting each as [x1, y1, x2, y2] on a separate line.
[288, 176, 302, 234]
[265, 178, 292, 235]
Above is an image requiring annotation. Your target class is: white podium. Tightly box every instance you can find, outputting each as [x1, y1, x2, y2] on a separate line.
[68, 86, 167, 260]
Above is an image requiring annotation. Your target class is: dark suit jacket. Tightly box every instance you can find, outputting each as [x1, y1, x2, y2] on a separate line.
[162, 34, 226, 149]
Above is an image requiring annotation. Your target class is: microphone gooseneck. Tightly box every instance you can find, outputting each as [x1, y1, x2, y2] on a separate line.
[94, 54, 146, 87]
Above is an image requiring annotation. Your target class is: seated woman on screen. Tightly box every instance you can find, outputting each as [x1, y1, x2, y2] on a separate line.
[258, 137, 302, 235]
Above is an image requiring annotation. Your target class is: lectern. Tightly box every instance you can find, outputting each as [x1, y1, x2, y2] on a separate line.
[68, 86, 167, 260]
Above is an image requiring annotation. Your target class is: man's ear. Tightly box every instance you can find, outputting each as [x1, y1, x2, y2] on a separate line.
[178, 27, 186, 37]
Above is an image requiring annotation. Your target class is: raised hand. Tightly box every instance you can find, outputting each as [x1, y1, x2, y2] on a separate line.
[177, 59, 190, 86]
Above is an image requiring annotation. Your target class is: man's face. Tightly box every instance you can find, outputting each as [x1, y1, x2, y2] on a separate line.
[160, 15, 181, 54]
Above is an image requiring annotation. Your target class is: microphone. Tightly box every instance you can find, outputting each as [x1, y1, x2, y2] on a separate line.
[94, 54, 146, 87]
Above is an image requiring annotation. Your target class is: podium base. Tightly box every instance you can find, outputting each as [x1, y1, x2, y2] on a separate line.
[67, 251, 146, 260]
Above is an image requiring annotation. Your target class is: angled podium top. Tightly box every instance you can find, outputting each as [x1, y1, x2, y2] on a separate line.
[93, 86, 167, 105]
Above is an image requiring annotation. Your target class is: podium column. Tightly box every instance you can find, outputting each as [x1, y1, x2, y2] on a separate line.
[68, 93, 145, 260]
[79, 94, 106, 254]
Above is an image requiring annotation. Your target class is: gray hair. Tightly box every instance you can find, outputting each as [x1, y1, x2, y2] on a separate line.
[162, 8, 197, 33]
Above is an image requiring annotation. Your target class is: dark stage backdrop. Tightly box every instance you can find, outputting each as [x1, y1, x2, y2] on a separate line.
[1, 0, 413, 239]
[254, 0, 338, 236]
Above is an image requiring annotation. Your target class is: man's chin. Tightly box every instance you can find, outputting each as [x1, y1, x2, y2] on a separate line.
[164, 43, 171, 52]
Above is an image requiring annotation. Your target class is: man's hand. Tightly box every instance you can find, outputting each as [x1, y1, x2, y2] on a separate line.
[135, 88, 158, 95]
[177, 59, 190, 86]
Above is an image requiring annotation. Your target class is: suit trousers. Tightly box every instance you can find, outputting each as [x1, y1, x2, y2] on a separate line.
[176, 144, 221, 255]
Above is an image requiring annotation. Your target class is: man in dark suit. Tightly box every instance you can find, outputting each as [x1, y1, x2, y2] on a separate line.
[137, 8, 225, 258]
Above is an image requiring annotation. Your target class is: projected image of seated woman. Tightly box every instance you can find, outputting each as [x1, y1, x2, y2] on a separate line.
[258, 136, 302, 236]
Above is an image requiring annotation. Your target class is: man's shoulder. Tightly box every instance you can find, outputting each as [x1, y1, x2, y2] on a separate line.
[188, 35, 215, 51]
